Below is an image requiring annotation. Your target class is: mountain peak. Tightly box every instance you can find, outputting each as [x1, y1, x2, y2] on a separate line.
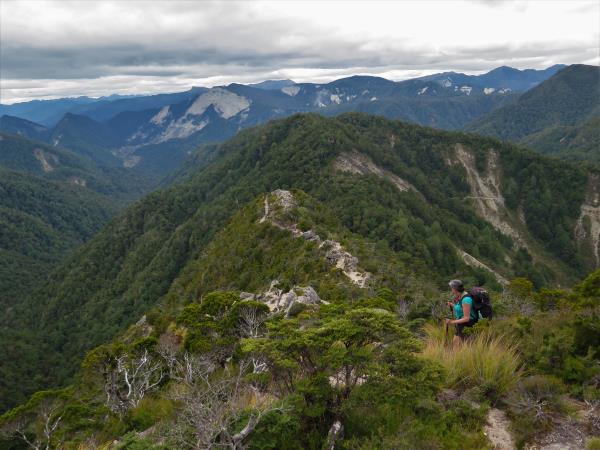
[247, 79, 296, 90]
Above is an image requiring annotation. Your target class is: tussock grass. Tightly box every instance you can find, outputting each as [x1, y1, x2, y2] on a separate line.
[422, 323, 523, 399]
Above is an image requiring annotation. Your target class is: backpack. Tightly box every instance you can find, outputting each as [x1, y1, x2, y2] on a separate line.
[469, 287, 493, 320]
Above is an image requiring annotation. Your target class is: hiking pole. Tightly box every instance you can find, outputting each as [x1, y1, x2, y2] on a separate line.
[444, 300, 453, 346]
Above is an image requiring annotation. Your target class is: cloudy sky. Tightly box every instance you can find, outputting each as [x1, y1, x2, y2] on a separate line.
[1, 0, 598, 104]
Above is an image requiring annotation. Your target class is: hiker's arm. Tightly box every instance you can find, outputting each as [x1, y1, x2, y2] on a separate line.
[448, 303, 471, 324]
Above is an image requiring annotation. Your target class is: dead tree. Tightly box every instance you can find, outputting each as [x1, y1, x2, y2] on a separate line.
[0, 395, 63, 450]
[166, 359, 283, 449]
[103, 348, 163, 414]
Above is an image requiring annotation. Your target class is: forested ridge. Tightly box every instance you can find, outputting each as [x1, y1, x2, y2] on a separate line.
[0, 133, 153, 309]
[0, 187, 598, 449]
[467, 64, 600, 162]
[0, 113, 599, 449]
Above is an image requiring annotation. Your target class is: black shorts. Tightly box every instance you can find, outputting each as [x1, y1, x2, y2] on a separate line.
[455, 320, 477, 338]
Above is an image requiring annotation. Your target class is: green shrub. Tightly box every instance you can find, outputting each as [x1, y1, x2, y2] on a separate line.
[587, 437, 600, 450]
[505, 375, 569, 446]
[127, 397, 174, 431]
[115, 432, 169, 449]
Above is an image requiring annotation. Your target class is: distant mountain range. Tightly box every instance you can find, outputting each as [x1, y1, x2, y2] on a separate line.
[1, 65, 566, 177]
[467, 64, 600, 162]
[417, 64, 566, 92]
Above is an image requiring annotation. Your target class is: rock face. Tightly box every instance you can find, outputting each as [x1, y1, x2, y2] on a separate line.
[333, 151, 416, 193]
[458, 249, 508, 285]
[34, 148, 58, 172]
[243, 281, 322, 316]
[259, 189, 297, 225]
[450, 144, 527, 248]
[185, 88, 250, 119]
[259, 190, 371, 288]
[575, 173, 600, 267]
[322, 240, 371, 288]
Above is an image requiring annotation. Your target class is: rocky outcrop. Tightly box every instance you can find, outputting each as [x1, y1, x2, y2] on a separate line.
[333, 151, 417, 193]
[259, 190, 371, 288]
[322, 240, 371, 288]
[241, 281, 322, 316]
[69, 177, 87, 187]
[575, 173, 600, 267]
[259, 189, 297, 225]
[33, 148, 58, 172]
[450, 144, 527, 248]
[458, 249, 509, 285]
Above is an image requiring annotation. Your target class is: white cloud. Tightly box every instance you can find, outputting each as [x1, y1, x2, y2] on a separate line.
[0, 0, 598, 103]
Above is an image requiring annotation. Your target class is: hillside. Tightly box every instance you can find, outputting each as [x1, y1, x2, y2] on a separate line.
[467, 65, 600, 161]
[0, 133, 152, 310]
[1, 186, 598, 449]
[1, 113, 598, 414]
[0, 97, 98, 127]
[48, 113, 123, 166]
[0, 115, 49, 141]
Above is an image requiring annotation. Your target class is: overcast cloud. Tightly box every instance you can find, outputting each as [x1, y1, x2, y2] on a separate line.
[1, 0, 598, 103]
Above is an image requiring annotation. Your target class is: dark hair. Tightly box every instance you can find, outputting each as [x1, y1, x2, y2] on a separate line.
[448, 279, 464, 292]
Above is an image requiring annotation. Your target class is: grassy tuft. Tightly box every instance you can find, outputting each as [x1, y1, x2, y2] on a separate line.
[422, 323, 523, 400]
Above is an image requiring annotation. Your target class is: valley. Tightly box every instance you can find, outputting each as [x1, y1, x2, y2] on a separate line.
[0, 61, 598, 449]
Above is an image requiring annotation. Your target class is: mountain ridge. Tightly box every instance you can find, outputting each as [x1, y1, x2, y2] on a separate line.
[0, 64, 564, 178]
[1, 112, 598, 412]
[466, 64, 600, 161]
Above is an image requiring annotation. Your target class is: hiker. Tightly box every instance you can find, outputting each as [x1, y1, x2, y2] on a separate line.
[445, 279, 478, 349]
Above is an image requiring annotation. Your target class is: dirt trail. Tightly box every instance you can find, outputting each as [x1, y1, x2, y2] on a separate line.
[485, 408, 515, 450]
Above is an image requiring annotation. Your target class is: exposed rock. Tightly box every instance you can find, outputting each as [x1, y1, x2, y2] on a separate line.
[257, 280, 283, 311]
[294, 286, 321, 306]
[279, 291, 298, 313]
[575, 173, 600, 267]
[185, 88, 250, 119]
[122, 153, 141, 168]
[259, 189, 297, 225]
[155, 118, 209, 143]
[128, 314, 153, 339]
[150, 106, 171, 125]
[240, 292, 255, 300]
[69, 177, 87, 187]
[281, 85, 300, 96]
[458, 249, 509, 285]
[485, 408, 515, 450]
[333, 151, 417, 193]
[322, 240, 371, 288]
[247, 281, 322, 315]
[34, 148, 58, 172]
[259, 190, 370, 288]
[301, 229, 321, 243]
[451, 144, 527, 248]
[526, 400, 599, 450]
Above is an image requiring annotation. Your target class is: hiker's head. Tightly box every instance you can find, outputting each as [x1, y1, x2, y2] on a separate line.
[448, 279, 464, 296]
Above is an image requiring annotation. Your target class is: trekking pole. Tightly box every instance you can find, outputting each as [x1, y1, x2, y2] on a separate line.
[445, 301, 453, 346]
